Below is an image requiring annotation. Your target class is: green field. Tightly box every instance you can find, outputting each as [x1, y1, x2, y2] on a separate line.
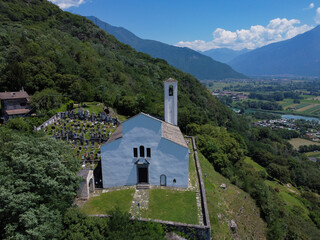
[289, 138, 320, 150]
[206, 78, 320, 117]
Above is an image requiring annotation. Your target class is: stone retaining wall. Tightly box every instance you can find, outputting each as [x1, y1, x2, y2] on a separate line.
[189, 136, 211, 228]
[89, 215, 210, 240]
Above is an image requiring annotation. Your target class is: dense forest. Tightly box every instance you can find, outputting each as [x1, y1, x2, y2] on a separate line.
[0, 1, 320, 240]
[0, 0, 231, 130]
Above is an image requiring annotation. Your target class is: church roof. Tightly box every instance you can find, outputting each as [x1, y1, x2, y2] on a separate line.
[163, 77, 177, 83]
[107, 124, 122, 143]
[105, 113, 188, 148]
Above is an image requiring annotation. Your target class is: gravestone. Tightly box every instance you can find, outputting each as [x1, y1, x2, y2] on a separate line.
[84, 110, 89, 120]
[78, 109, 84, 120]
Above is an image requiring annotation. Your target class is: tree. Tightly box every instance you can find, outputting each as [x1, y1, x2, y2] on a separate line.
[31, 88, 63, 115]
[60, 207, 165, 240]
[0, 128, 80, 239]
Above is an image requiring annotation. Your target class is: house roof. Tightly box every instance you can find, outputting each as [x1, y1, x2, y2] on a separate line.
[6, 109, 30, 115]
[105, 112, 188, 148]
[163, 77, 177, 83]
[0, 91, 30, 101]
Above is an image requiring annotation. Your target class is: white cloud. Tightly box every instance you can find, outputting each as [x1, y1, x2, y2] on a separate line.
[49, 0, 86, 9]
[315, 7, 320, 24]
[309, 3, 315, 9]
[176, 18, 313, 51]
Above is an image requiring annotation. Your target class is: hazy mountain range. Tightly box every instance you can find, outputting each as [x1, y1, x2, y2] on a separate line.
[201, 48, 250, 63]
[229, 25, 320, 77]
[86, 16, 245, 80]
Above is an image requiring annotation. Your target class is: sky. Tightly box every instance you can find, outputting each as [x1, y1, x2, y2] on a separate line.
[49, 0, 320, 51]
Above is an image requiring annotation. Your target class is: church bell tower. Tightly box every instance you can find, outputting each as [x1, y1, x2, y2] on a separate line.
[164, 78, 178, 125]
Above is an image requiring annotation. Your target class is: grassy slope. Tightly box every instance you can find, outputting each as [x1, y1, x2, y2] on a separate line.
[198, 152, 267, 239]
[245, 156, 314, 224]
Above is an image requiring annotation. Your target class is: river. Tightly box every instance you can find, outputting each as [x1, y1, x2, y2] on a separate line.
[281, 114, 320, 122]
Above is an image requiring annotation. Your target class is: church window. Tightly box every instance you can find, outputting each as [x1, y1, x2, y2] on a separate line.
[133, 148, 138, 158]
[140, 145, 145, 157]
[147, 148, 151, 158]
[169, 85, 173, 96]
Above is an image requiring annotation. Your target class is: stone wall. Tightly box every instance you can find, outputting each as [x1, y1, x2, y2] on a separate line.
[35, 112, 61, 131]
[190, 136, 211, 228]
[77, 169, 95, 200]
[90, 215, 210, 240]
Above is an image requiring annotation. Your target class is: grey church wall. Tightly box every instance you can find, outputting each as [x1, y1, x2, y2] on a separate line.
[101, 114, 188, 188]
[153, 138, 188, 187]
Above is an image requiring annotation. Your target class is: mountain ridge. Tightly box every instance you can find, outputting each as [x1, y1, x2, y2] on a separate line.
[229, 25, 320, 76]
[86, 16, 245, 80]
[202, 48, 250, 63]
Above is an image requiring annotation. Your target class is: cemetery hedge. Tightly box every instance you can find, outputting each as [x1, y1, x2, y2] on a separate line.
[0, 0, 232, 130]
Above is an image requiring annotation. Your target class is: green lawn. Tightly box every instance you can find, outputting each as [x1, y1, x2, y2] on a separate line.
[74, 102, 105, 114]
[188, 142, 197, 188]
[143, 189, 198, 224]
[81, 189, 135, 215]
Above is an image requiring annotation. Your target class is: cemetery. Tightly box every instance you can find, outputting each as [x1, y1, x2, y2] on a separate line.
[39, 105, 121, 187]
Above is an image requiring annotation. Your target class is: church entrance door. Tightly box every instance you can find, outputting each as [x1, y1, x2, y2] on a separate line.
[138, 166, 148, 184]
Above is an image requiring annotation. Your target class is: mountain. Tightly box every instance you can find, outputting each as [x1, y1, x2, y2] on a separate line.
[201, 48, 250, 63]
[86, 16, 245, 80]
[0, 0, 234, 128]
[229, 25, 320, 76]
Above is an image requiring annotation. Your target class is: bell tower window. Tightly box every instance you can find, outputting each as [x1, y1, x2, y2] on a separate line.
[169, 85, 173, 96]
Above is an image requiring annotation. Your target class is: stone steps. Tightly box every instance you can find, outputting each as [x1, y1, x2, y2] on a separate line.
[136, 184, 150, 189]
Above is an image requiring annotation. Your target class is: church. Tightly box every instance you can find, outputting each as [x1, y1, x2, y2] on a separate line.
[101, 78, 189, 188]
